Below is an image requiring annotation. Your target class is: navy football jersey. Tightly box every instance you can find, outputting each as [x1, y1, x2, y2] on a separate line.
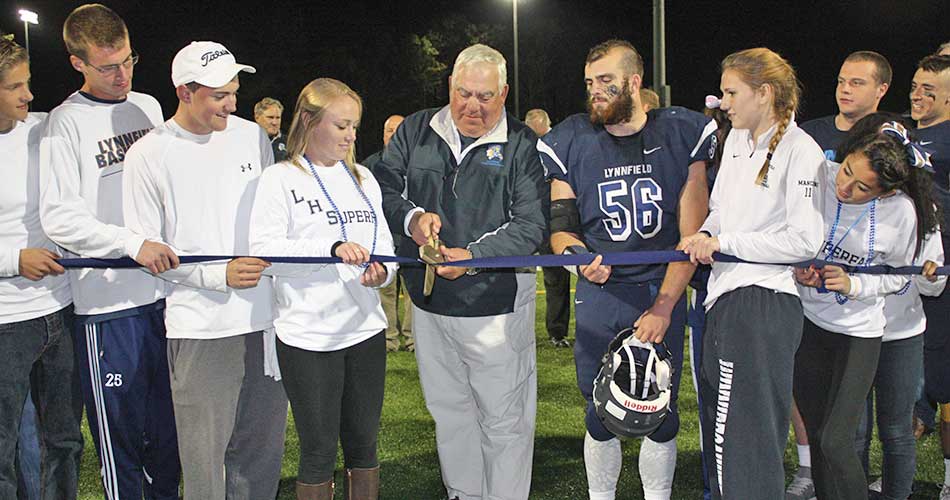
[917, 120, 950, 233]
[800, 115, 848, 161]
[539, 106, 717, 283]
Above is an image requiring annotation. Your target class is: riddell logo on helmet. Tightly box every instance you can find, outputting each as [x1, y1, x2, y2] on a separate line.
[622, 400, 660, 412]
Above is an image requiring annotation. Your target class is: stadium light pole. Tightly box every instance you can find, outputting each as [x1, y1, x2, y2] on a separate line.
[652, 0, 671, 106]
[18, 9, 38, 59]
[512, 0, 521, 118]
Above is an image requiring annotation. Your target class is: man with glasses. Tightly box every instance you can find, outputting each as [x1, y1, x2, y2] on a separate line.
[39, 4, 180, 499]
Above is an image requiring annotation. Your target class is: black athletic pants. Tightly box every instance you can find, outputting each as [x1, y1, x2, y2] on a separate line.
[542, 267, 571, 341]
[277, 332, 386, 484]
[794, 318, 881, 500]
[699, 286, 802, 500]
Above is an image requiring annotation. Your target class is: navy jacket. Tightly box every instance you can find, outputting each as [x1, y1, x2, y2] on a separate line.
[373, 105, 548, 316]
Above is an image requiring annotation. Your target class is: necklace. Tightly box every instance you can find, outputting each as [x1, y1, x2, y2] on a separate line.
[822, 199, 876, 304]
[303, 155, 378, 268]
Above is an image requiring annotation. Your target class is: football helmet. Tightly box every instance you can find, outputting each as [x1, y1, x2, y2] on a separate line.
[592, 327, 674, 439]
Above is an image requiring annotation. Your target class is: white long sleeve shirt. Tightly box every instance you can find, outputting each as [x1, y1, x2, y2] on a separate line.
[249, 159, 395, 352]
[1, 113, 71, 324]
[122, 116, 274, 339]
[700, 120, 825, 309]
[882, 230, 945, 342]
[39, 91, 164, 315]
[798, 162, 917, 338]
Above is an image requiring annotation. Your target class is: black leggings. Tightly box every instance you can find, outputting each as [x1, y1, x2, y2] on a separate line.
[277, 332, 386, 484]
[794, 318, 881, 500]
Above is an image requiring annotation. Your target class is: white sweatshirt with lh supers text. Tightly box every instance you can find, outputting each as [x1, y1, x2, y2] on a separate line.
[250, 159, 396, 352]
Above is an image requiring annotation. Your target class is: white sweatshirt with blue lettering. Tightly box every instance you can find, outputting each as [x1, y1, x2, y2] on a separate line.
[798, 161, 917, 338]
[249, 159, 395, 352]
[1, 113, 71, 323]
[39, 91, 164, 316]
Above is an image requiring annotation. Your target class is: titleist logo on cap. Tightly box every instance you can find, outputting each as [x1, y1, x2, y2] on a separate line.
[201, 49, 231, 67]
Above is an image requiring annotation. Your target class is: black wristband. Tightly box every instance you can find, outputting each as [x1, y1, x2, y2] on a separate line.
[330, 241, 345, 257]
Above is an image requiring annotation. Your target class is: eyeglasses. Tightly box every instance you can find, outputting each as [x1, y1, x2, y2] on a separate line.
[81, 50, 139, 75]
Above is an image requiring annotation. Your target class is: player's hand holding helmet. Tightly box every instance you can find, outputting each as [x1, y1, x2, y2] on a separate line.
[592, 327, 674, 439]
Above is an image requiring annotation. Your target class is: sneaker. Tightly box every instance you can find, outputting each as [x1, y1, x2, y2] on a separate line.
[868, 477, 882, 493]
[549, 337, 572, 348]
[785, 466, 816, 500]
[940, 483, 950, 500]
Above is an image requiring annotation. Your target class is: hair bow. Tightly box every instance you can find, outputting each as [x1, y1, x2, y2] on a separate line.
[705, 95, 721, 109]
[880, 121, 934, 173]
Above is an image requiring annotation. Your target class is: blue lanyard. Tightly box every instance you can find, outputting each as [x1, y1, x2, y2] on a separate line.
[822, 199, 876, 304]
[303, 156, 378, 268]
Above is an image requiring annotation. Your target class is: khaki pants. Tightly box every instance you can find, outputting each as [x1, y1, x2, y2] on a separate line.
[379, 275, 413, 351]
[413, 273, 537, 500]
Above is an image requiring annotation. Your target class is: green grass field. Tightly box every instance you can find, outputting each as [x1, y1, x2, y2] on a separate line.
[76, 273, 948, 499]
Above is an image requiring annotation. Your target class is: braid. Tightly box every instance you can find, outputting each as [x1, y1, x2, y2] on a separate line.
[755, 108, 793, 186]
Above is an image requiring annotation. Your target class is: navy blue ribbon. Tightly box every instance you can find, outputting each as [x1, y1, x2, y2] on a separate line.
[57, 251, 950, 275]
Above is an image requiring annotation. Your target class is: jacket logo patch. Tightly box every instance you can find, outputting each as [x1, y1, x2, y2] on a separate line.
[482, 144, 504, 167]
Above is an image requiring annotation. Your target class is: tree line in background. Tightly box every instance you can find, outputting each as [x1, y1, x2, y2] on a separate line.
[237, 14, 575, 158]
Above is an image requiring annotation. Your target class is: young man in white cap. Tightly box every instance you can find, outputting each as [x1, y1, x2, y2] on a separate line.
[122, 41, 287, 500]
[39, 4, 181, 498]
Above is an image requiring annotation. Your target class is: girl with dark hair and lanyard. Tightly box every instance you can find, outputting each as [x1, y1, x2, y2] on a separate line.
[843, 113, 945, 500]
[793, 119, 937, 500]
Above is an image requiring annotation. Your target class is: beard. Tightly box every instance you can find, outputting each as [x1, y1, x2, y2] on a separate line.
[588, 78, 634, 126]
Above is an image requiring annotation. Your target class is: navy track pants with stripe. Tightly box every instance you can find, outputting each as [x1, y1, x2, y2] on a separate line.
[688, 288, 713, 500]
[75, 304, 180, 500]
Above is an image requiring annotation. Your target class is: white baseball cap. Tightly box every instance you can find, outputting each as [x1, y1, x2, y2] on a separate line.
[171, 41, 256, 88]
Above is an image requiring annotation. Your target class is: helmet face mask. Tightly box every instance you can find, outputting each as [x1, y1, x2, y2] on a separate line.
[592, 327, 674, 439]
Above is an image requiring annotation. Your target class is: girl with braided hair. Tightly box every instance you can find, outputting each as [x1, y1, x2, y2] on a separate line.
[680, 47, 825, 498]
[793, 118, 937, 500]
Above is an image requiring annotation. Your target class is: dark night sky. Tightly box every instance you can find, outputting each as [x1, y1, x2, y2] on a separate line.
[4, 0, 948, 156]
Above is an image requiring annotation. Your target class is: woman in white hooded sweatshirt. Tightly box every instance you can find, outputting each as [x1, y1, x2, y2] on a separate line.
[249, 78, 395, 500]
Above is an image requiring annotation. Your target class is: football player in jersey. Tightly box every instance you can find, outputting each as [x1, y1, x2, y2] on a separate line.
[910, 53, 950, 500]
[538, 39, 715, 500]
